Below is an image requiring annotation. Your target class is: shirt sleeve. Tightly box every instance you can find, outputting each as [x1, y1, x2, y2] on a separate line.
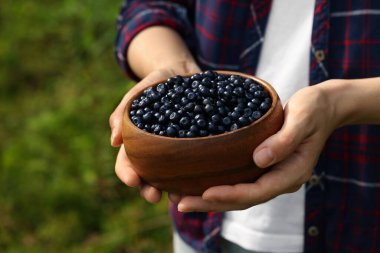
[115, 0, 195, 80]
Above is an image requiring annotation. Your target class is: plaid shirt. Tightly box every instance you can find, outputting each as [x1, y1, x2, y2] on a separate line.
[115, 1, 380, 252]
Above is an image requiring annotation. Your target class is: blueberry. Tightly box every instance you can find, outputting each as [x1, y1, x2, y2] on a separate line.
[233, 79, 242, 86]
[159, 104, 170, 113]
[136, 109, 144, 116]
[131, 116, 141, 125]
[130, 71, 271, 137]
[142, 112, 153, 122]
[174, 86, 184, 94]
[194, 105, 203, 113]
[131, 101, 139, 109]
[259, 102, 271, 112]
[250, 98, 261, 106]
[247, 101, 258, 110]
[211, 114, 221, 123]
[222, 117, 232, 126]
[243, 108, 253, 117]
[217, 125, 226, 133]
[191, 73, 202, 81]
[201, 77, 212, 86]
[244, 78, 254, 85]
[238, 116, 249, 126]
[156, 83, 167, 94]
[254, 90, 266, 98]
[191, 80, 200, 89]
[167, 126, 178, 137]
[147, 91, 160, 102]
[186, 131, 196, 138]
[230, 123, 239, 131]
[169, 112, 179, 122]
[179, 116, 190, 127]
[181, 97, 189, 105]
[245, 92, 254, 99]
[184, 102, 195, 111]
[189, 125, 199, 133]
[158, 115, 165, 123]
[170, 123, 180, 131]
[208, 122, 216, 132]
[204, 104, 214, 114]
[153, 125, 161, 133]
[153, 102, 161, 110]
[225, 84, 233, 91]
[251, 111, 262, 120]
[187, 92, 196, 101]
[204, 70, 216, 78]
[231, 111, 240, 119]
[216, 74, 226, 81]
[178, 130, 186, 138]
[216, 100, 223, 107]
[198, 85, 210, 96]
[196, 119, 206, 128]
[199, 130, 208, 137]
[218, 106, 228, 115]
[164, 109, 173, 118]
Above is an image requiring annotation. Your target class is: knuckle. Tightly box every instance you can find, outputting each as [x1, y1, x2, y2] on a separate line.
[278, 132, 296, 148]
[285, 184, 302, 194]
[302, 171, 313, 183]
[114, 163, 121, 178]
[109, 112, 116, 127]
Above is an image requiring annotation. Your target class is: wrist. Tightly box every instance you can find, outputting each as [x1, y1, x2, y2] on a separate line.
[319, 78, 380, 127]
[318, 79, 354, 128]
[127, 26, 199, 78]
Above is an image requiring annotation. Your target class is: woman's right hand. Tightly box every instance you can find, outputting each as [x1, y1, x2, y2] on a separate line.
[109, 63, 201, 203]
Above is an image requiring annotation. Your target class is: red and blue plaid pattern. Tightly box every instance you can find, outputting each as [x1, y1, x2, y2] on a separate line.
[115, 1, 380, 252]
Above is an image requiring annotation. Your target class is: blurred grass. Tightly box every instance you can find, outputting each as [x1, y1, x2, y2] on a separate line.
[0, 1, 172, 252]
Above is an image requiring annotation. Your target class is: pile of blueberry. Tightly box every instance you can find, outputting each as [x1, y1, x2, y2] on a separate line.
[129, 70, 272, 138]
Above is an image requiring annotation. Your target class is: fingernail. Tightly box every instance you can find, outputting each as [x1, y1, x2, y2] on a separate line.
[178, 203, 188, 212]
[254, 148, 274, 168]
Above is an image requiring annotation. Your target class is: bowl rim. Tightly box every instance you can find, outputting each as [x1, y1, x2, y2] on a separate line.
[123, 70, 281, 141]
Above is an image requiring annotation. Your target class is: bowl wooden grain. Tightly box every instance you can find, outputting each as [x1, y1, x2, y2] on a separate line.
[122, 71, 284, 195]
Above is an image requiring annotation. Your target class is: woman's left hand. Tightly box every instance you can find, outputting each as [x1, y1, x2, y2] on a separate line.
[172, 82, 338, 212]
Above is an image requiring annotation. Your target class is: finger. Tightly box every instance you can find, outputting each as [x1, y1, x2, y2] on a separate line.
[140, 185, 162, 204]
[204, 145, 315, 205]
[115, 145, 141, 187]
[168, 193, 182, 204]
[253, 105, 310, 168]
[177, 196, 248, 212]
[109, 93, 130, 147]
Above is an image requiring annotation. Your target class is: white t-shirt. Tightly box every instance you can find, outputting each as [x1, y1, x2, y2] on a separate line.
[221, 0, 315, 252]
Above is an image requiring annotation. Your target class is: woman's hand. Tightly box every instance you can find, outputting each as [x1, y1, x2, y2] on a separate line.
[172, 81, 339, 212]
[110, 64, 201, 203]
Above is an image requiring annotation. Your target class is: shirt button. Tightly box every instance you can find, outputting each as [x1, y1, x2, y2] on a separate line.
[309, 175, 320, 185]
[314, 50, 325, 62]
[308, 226, 319, 237]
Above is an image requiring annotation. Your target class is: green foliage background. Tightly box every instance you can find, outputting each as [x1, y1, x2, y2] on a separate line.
[0, 1, 172, 252]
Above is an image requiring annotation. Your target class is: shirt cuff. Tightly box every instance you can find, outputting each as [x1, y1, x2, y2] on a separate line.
[115, 3, 194, 81]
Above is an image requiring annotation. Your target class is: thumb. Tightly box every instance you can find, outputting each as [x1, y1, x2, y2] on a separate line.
[253, 116, 305, 168]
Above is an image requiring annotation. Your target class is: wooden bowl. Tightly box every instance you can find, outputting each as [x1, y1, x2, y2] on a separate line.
[122, 71, 284, 195]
